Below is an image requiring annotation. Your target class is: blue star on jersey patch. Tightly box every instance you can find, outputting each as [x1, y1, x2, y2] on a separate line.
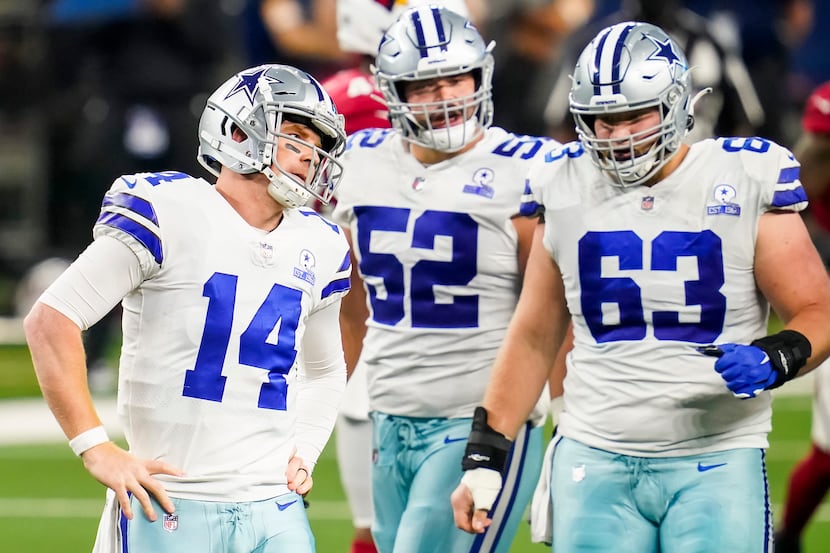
[293, 248, 316, 284]
[706, 183, 741, 216]
[462, 167, 495, 199]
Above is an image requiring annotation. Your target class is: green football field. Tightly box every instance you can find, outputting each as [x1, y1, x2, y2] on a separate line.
[1, 344, 828, 552]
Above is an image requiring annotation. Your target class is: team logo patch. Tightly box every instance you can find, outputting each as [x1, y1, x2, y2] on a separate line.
[706, 184, 741, 216]
[162, 513, 179, 532]
[293, 249, 316, 284]
[462, 167, 495, 199]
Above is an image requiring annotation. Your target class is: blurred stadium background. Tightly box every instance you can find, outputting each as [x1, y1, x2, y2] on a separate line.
[1, 0, 829, 551]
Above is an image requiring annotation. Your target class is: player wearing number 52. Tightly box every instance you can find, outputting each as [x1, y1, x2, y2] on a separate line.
[450, 21, 830, 553]
[24, 64, 350, 553]
[331, 5, 558, 553]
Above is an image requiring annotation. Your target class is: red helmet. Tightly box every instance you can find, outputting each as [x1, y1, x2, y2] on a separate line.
[803, 81, 830, 135]
[322, 68, 389, 134]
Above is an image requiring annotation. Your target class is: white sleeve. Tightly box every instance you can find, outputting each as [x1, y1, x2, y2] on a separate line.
[38, 235, 145, 330]
[294, 299, 347, 471]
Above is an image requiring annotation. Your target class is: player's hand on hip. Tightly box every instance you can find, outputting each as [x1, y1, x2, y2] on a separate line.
[701, 343, 778, 399]
[452, 468, 500, 533]
[285, 454, 313, 496]
[81, 442, 183, 521]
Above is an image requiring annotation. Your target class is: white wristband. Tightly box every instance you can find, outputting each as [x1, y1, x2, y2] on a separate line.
[69, 426, 110, 456]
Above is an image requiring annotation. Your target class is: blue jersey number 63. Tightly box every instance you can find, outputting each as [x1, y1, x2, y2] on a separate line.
[579, 230, 726, 344]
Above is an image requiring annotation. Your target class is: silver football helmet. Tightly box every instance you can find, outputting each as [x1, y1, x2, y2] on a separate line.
[570, 21, 697, 187]
[197, 64, 347, 208]
[336, 0, 469, 55]
[373, 5, 494, 152]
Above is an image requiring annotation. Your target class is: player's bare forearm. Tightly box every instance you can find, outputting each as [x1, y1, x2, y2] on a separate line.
[755, 211, 830, 374]
[23, 303, 103, 438]
[339, 251, 368, 378]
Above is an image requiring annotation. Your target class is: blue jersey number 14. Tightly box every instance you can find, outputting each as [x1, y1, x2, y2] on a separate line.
[183, 272, 301, 410]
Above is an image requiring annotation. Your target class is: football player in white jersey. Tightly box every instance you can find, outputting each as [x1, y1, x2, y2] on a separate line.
[323, 3, 474, 553]
[451, 21, 830, 553]
[24, 64, 351, 553]
[331, 5, 556, 553]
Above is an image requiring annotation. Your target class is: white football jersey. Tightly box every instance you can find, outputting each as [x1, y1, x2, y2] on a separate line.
[92, 171, 351, 500]
[332, 127, 556, 419]
[811, 360, 830, 452]
[523, 137, 806, 456]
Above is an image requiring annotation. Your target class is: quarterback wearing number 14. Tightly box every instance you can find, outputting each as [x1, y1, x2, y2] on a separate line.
[25, 64, 351, 553]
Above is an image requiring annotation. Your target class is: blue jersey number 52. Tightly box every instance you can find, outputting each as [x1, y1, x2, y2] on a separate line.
[353, 206, 479, 328]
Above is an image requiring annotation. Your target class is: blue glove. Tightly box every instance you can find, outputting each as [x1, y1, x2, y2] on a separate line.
[701, 343, 778, 399]
[698, 330, 811, 399]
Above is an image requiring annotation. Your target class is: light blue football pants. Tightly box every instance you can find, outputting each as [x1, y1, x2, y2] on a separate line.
[116, 491, 314, 552]
[371, 412, 543, 553]
[550, 437, 773, 553]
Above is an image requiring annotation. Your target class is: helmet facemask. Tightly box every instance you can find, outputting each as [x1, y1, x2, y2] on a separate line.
[384, 67, 493, 152]
[573, 80, 691, 187]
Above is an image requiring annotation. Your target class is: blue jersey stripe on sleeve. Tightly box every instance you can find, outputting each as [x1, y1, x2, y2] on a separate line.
[519, 200, 542, 217]
[778, 167, 801, 184]
[96, 211, 163, 264]
[102, 192, 159, 225]
[321, 277, 350, 299]
[771, 186, 808, 208]
[337, 251, 351, 273]
[777, 166, 800, 184]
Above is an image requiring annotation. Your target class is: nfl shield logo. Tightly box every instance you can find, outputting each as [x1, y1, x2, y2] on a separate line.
[163, 513, 178, 532]
[641, 196, 654, 211]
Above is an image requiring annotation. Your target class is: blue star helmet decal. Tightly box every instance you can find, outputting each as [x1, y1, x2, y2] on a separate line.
[225, 67, 282, 105]
[644, 34, 684, 70]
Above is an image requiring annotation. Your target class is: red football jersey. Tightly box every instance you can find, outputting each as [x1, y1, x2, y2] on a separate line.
[322, 68, 390, 135]
[803, 82, 830, 232]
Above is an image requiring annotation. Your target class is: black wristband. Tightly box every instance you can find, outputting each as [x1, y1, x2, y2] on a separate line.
[461, 407, 512, 474]
[750, 329, 811, 389]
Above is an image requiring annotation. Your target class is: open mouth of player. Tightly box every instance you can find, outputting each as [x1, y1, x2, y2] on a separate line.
[430, 109, 465, 128]
[611, 148, 633, 161]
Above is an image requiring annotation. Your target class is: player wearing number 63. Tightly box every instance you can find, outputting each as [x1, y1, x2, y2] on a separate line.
[331, 5, 558, 553]
[24, 64, 350, 553]
[450, 21, 830, 553]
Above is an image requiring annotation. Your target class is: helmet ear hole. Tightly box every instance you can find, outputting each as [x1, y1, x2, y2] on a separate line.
[230, 124, 248, 143]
